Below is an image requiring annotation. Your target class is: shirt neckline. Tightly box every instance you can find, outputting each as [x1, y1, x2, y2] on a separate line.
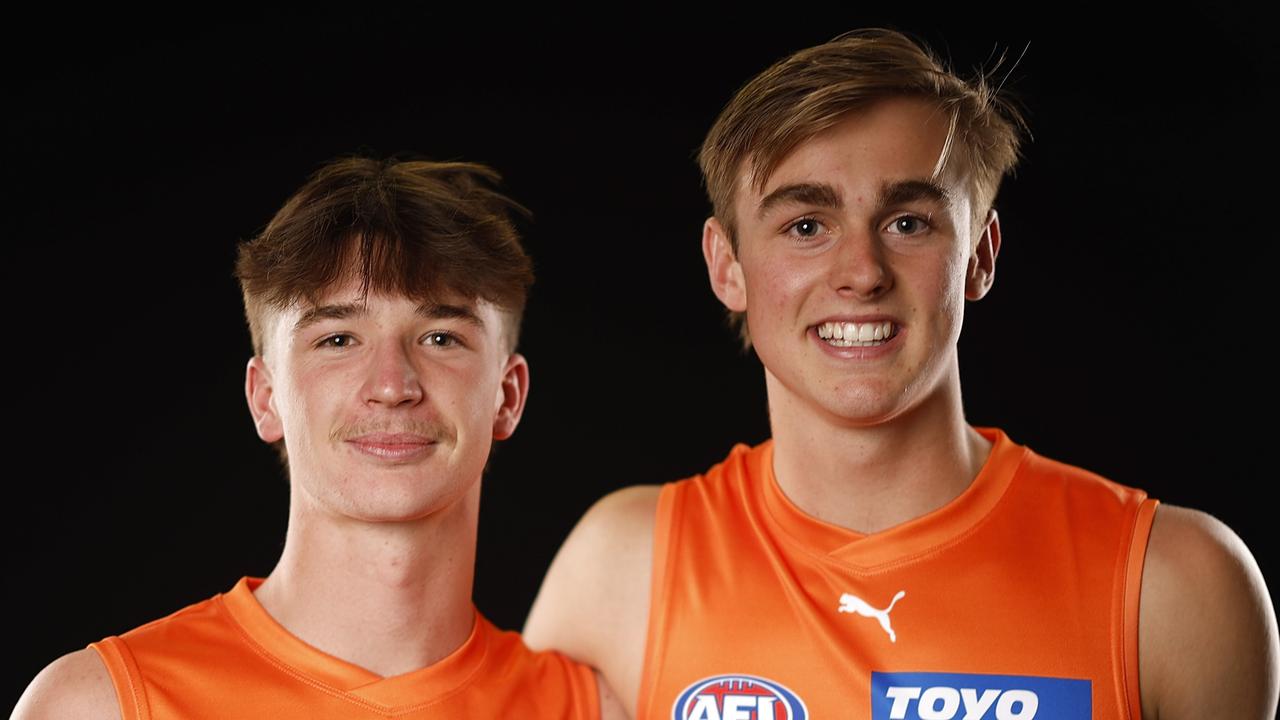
[756, 426, 1027, 570]
[218, 576, 490, 709]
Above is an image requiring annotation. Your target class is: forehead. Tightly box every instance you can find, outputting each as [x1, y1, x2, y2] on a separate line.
[740, 96, 966, 217]
[262, 275, 501, 350]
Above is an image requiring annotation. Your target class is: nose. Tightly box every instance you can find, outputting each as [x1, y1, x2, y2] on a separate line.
[362, 340, 424, 408]
[830, 228, 893, 299]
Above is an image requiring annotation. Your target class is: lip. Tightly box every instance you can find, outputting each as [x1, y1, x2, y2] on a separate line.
[808, 317, 904, 360]
[811, 313, 901, 326]
[344, 433, 437, 461]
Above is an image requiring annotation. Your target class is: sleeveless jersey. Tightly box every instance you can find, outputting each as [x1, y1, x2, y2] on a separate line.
[638, 427, 1157, 720]
[90, 577, 598, 719]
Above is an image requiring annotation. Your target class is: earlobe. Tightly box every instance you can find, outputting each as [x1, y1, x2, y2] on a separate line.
[702, 216, 748, 312]
[493, 353, 530, 441]
[245, 356, 284, 443]
[966, 208, 1001, 301]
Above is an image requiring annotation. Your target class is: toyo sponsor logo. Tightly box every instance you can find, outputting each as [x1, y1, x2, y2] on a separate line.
[871, 672, 1091, 720]
[672, 674, 808, 720]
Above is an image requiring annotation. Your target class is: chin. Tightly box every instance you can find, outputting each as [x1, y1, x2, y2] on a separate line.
[338, 488, 474, 524]
[300, 469, 478, 524]
[808, 378, 927, 426]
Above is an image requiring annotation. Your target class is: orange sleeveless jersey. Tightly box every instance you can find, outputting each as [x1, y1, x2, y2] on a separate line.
[638, 427, 1157, 720]
[89, 577, 598, 719]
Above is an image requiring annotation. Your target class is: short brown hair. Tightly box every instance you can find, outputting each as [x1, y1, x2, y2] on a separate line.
[236, 156, 534, 358]
[698, 28, 1029, 347]
[235, 156, 534, 466]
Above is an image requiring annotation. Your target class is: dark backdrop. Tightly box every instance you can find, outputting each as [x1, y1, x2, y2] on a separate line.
[10, 10, 1276, 709]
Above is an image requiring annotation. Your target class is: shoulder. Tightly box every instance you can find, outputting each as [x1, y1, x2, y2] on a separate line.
[1139, 504, 1279, 719]
[1017, 443, 1147, 501]
[12, 648, 122, 720]
[524, 485, 663, 713]
[548, 484, 664, 580]
[478, 617, 603, 717]
[531, 485, 663, 597]
[525, 484, 663, 645]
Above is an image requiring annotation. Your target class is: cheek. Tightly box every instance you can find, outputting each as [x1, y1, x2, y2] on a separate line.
[745, 254, 821, 321]
[278, 366, 338, 437]
[440, 365, 500, 426]
[932, 251, 971, 330]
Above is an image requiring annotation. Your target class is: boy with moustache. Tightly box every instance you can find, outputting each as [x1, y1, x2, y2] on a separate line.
[15, 157, 605, 719]
[524, 30, 1278, 720]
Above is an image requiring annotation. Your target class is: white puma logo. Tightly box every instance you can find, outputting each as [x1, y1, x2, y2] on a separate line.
[837, 590, 906, 643]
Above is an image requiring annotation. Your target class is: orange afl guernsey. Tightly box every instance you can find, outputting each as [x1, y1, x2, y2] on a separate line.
[639, 427, 1157, 720]
[88, 577, 598, 719]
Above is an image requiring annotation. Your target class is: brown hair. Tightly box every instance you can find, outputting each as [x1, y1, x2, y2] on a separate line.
[235, 156, 534, 466]
[236, 156, 534, 358]
[698, 28, 1029, 347]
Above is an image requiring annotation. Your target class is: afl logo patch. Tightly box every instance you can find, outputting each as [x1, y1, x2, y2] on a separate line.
[672, 674, 808, 720]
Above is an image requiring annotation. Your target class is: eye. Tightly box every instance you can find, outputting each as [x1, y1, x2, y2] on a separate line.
[318, 333, 356, 349]
[423, 331, 461, 348]
[784, 216, 827, 241]
[885, 214, 931, 235]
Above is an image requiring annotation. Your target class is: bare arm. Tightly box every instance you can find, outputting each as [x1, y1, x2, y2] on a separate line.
[525, 485, 661, 719]
[595, 669, 630, 720]
[12, 649, 121, 720]
[1139, 504, 1279, 720]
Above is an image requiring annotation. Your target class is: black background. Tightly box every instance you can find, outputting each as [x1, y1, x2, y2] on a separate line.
[9, 10, 1276, 709]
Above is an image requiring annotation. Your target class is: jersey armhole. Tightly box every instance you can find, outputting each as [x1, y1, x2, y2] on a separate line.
[571, 655, 600, 720]
[89, 637, 149, 720]
[1118, 496, 1158, 720]
[636, 482, 681, 720]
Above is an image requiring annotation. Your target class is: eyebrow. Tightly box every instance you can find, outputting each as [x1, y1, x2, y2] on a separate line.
[878, 179, 954, 210]
[756, 182, 842, 220]
[291, 300, 484, 336]
[755, 178, 953, 220]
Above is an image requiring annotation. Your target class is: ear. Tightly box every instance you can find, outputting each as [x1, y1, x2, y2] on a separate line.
[966, 208, 1001, 301]
[492, 352, 530, 441]
[702, 216, 747, 312]
[245, 356, 284, 443]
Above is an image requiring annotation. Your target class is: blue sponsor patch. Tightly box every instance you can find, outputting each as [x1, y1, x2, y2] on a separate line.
[871, 672, 1089, 720]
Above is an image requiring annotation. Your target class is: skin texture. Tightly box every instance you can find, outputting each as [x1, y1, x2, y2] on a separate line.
[524, 97, 1279, 719]
[14, 275, 540, 718]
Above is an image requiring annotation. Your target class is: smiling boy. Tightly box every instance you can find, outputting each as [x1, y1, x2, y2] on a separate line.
[15, 157, 600, 719]
[523, 30, 1278, 720]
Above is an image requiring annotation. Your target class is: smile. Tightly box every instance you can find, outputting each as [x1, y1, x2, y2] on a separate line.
[345, 433, 437, 461]
[816, 321, 896, 347]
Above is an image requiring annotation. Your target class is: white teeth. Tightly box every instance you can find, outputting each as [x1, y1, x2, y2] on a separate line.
[816, 321, 896, 347]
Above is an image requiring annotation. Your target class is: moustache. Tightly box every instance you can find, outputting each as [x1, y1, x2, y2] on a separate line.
[330, 417, 457, 445]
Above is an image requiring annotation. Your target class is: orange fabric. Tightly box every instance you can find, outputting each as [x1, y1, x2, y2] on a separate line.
[90, 577, 597, 719]
[638, 427, 1157, 720]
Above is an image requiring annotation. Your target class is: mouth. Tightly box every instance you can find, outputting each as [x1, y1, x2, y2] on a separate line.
[814, 320, 898, 348]
[344, 433, 437, 461]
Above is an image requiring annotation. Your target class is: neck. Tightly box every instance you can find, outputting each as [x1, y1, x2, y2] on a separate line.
[253, 482, 479, 678]
[767, 364, 991, 534]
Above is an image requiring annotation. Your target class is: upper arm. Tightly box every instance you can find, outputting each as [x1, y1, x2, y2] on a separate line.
[1138, 504, 1279, 720]
[12, 648, 122, 720]
[524, 484, 661, 718]
[595, 669, 630, 720]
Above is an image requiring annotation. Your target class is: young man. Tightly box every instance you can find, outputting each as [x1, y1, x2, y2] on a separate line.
[524, 30, 1279, 720]
[15, 157, 602, 719]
